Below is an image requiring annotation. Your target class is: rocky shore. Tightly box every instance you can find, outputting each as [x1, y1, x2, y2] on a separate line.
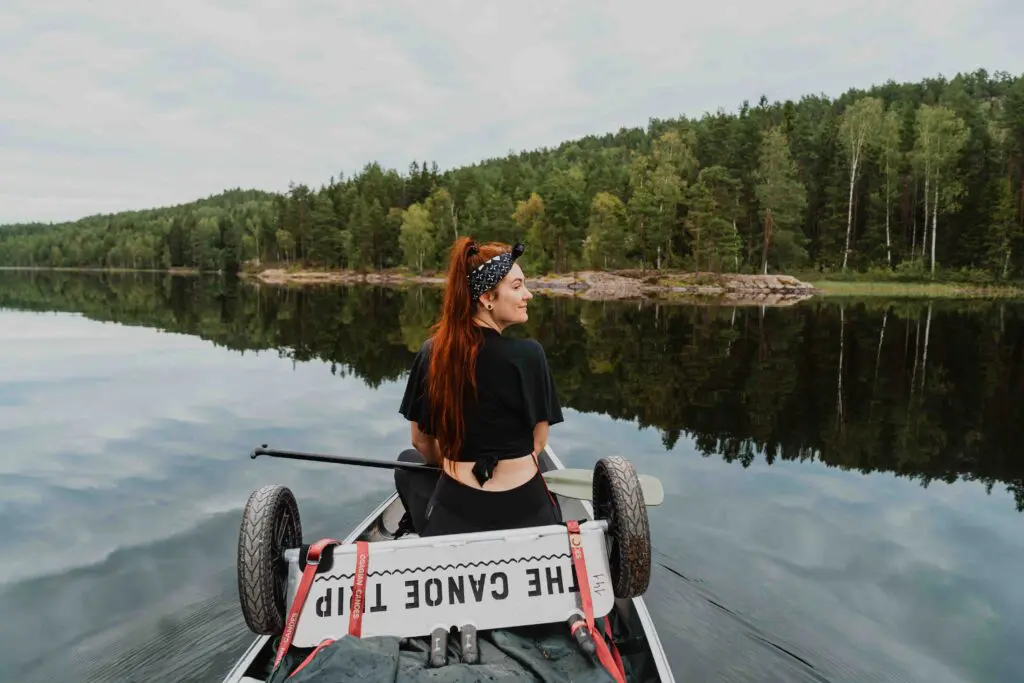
[526, 271, 817, 305]
[247, 267, 818, 306]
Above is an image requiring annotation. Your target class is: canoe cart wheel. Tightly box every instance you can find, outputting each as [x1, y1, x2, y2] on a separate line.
[237, 484, 303, 635]
[591, 456, 651, 599]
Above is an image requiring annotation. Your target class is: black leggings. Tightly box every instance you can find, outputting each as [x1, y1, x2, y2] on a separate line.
[393, 449, 561, 537]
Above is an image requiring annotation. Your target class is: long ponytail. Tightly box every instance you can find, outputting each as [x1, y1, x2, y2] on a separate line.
[426, 236, 510, 463]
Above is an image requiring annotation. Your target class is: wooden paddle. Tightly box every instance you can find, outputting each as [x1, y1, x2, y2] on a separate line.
[250, 445, 663, 506]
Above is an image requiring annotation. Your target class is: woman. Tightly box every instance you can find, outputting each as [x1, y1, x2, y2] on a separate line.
[394, 237, 564, 537]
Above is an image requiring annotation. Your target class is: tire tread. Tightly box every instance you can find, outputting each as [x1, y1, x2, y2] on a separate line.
[593, 456, 651, 598]
[237, 485, 302, 635]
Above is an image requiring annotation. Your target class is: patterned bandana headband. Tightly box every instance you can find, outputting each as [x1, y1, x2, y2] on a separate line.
[467, 242, 526, 300]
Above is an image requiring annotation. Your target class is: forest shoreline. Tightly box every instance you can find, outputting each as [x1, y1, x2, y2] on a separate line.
[247, 267, 1024, 301]
[243, 266, 814, 306]
[4, 264, 1021, 302]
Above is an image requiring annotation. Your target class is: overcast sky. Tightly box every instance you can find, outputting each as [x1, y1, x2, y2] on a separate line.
[2, 0, 1019, 225]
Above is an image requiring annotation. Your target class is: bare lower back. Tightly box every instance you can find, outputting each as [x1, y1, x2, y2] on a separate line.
[442, 453, 538, 491]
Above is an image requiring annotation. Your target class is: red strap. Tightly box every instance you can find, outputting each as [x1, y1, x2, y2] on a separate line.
[273, 538, 342, 669]
[566, 521, 626, 683]
[604, 617, 625, 677]
[288, 638, 335, 679]
[347, 541, 370, 637]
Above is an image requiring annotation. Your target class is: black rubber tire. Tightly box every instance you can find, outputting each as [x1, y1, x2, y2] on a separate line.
[592, 456, 651, 599]
[237, 485, 303, 635]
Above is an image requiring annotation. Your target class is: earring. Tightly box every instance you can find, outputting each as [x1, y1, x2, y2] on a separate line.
[486, 304, 493, 310]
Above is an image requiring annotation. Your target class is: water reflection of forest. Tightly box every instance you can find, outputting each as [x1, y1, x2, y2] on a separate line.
[3, 270, 1022, 511]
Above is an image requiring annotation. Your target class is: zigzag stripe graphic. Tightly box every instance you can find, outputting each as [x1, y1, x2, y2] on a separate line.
[313, 553, 571, 583]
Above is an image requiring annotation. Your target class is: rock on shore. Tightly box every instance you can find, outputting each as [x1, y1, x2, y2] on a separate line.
[528, 271, 816, 305]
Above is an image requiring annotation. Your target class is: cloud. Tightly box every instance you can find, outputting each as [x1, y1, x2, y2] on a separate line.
[2, 0, 1021, 223]
[0, 309, 415, 584]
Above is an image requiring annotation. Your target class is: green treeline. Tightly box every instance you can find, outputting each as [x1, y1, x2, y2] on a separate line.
[2, 69, 1023, 280]
[2, 270, 1021, 511]
[0, 189, 277, 274]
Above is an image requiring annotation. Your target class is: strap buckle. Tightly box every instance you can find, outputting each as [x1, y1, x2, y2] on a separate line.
[305, 545, 324, 566]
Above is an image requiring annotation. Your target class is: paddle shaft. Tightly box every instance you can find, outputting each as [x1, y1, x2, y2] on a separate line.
[250, 445, 664, 506]
[251, 445, 442, 473]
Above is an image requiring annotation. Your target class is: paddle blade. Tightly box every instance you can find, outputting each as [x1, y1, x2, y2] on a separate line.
[542, 469, 664, 506]
[637, 474, 664, 506]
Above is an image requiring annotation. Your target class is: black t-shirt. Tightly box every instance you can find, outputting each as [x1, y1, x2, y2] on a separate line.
[399, 326, 564, 482]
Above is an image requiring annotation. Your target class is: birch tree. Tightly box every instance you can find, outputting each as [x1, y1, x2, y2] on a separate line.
[512, 192, 551, 272]
[626, 154, 659, 270]
[838, 97, 883, 270]
[647, 163, 684, 269]
[542, 167, 587, 272]
[245, 216, 262, 265]
[912, 105, 969, 274]
[877, 110, 902, 267]
[398, 203, 435, 273]
[987, 177, 1021, 277]
[583, 192, 628, 269]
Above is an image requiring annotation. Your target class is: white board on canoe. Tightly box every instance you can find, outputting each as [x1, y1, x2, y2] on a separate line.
[284, 521, 614, 646]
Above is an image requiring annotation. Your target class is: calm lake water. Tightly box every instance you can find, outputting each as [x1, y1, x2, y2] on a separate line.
[0, 270, 1022, 683]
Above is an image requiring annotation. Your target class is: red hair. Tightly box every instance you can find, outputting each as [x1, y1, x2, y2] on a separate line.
[427, 236, 512, 463]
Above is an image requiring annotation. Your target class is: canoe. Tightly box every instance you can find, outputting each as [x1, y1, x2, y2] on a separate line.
[221, 445, 675, 682]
